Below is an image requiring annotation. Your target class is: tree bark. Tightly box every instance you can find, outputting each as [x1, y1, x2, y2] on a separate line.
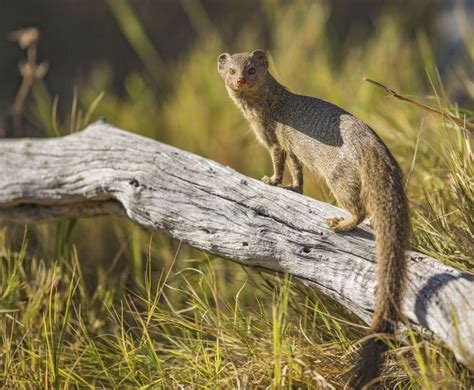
[1, 121, 473, 369]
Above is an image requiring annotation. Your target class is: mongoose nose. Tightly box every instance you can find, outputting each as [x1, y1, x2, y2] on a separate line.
[237, 77, 246, 85]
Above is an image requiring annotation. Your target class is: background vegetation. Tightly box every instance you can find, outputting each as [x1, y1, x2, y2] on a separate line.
[0, 0, 473, 388]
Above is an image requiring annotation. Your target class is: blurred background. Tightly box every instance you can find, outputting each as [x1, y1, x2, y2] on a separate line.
[0, 0, 472, 137]
[0, 1, 473, 386]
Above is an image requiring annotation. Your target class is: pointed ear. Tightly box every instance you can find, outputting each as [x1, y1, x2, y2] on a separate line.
[217, 53, 230, 75]
[252, 50, 268, 68]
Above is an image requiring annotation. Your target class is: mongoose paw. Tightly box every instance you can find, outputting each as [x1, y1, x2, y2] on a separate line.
[326, 217, 345, 232]
[327, 217, 358, 232]
[278, 184, 303, 194]
[261, 175, 281, 186]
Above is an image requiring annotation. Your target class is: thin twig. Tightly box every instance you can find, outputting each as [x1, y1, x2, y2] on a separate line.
[9, 28, 48, 137]
[363, 77, 474, 132]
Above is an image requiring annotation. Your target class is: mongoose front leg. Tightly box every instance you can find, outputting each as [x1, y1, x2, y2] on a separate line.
[261, 145, 285, 186]
[280, 152, 303, 193]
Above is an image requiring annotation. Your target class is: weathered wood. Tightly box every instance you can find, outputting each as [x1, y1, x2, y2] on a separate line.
[0, 121, 473, 369]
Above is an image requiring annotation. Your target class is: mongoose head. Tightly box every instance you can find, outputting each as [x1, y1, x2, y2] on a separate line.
[217, 50, 268, 93]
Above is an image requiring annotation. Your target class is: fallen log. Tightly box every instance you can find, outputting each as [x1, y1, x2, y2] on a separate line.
[1, 121, 473, 368]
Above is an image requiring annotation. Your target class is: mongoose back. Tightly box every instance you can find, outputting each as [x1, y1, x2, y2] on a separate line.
[218, 50, 410, 388]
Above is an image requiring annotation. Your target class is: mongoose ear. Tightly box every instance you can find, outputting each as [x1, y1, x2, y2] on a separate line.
[217, 53, 230, 75]
[252, 50, 268, 68]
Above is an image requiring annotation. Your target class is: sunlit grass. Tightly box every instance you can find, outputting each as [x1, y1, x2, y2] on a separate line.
[1, 229, 472, 388]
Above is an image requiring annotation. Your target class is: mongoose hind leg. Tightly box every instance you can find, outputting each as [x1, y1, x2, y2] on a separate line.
[327, 214, 364, 232]
[327, 190, 366, 232]
[262, 145, 286, 185]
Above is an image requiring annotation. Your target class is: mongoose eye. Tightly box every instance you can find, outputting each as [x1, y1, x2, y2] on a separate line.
[229, 68, 235, 75]
[248, 67, 256, 75]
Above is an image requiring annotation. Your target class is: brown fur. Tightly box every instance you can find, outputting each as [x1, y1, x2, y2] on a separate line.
[218, 50, 410, 388]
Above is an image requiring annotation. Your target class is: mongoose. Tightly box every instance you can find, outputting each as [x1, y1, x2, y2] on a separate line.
[217, 50, 410, 388]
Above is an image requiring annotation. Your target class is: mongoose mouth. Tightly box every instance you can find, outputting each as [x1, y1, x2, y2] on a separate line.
[233, 81, 256, 92]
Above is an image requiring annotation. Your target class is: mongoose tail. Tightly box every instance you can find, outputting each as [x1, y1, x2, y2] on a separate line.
[351, 150, 410, 388]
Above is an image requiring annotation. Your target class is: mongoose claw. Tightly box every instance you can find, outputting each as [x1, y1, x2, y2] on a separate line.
[365, 217, 373, 229]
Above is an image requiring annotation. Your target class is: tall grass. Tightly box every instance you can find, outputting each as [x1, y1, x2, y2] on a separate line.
[1, 0, 473, 387]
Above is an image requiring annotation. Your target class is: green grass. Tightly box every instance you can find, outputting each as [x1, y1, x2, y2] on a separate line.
[1, 228, 472, 388]
[1, 1, 473, 388]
